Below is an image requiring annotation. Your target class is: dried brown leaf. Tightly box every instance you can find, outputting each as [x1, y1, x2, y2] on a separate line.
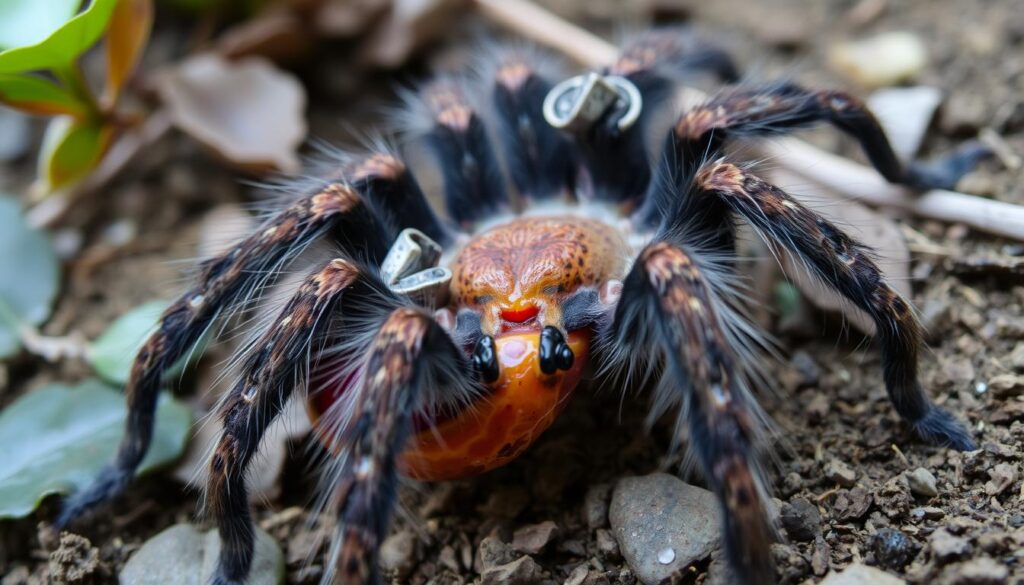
[104, 0, 154, 108]
[157, 54, 307, 173]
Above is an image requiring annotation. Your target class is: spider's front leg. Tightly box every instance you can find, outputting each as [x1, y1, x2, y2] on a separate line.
[695, 161, 975, 450]
[206, 258, 379, 584]
[609, 241, 773, 585]
[57, 182, 391, 527]
[328, 308, 471, 585]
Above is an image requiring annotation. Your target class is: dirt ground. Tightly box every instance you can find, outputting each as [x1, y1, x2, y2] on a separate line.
[2, 0, 1024, 584]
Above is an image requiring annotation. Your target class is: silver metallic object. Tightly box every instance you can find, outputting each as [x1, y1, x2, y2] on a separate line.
[381, 228, 451, 305]
[543, 72, 642, 133]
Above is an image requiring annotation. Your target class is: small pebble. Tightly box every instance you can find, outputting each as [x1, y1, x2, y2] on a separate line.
[825, 458, 857, 487]
[829, 31, 927, 87]
[984, 463, 1018, 495]
[379, 529, 417, 578]
[819, 563, 906, 585]
[907, 467, 939, 498]
[595, 529, 620, 561]
[511, 521, 559, 555]
[480, 555, 542, 585]
[929, 528, 971, 563]
[938, 557, 1009, 585]
[780, 498, 821, 542]
[583, 483, 612, 530]
[871, 528, 918, 570]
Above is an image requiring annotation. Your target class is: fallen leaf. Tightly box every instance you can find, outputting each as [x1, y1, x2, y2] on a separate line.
[156, 54, 307, 173]
[0, 379, 190, 518]
[103, 0, 154, 107]
[0, 196, 60, 358]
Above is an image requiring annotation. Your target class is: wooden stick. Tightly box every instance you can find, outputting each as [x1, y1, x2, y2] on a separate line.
[475, 0, 1024, 241]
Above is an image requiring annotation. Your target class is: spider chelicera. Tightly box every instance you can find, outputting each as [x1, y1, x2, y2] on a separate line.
[59, 28, 983, 585]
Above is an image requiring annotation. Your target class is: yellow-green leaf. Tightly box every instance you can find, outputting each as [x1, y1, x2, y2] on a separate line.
[103, 0, 153, 107]
[0, 73, 89, 117]
[0, 0, 118, 75]
[38, 115, 111, 193]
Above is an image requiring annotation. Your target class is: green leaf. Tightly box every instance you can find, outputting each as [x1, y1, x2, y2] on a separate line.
[0, 197, 60, 358]
[87, 300, 209, 385]
[87, 300, 165, 384]
[0, 0, 118, 75]
[0, 73, 89, 117]
[0, 0, 82, 51]
[0, 379, 191, 518]
[37, 115, 110, 193]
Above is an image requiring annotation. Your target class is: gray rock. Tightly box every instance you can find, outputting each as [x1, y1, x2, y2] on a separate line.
[907, 467, 939, 498]
[480, 555, 543, 585]
[780, 498, 820, 542]
[929, 528, 971, 563]
[819, 563, 905, 585]
[379, 529, 417, 578]
[511, 521, 559, 555]
[824, 459, 857, 487]
[121, 524, 284, 585]
[583, 483, 612, 530]
[609, 473, 720, 585]
[477, 536, 516, 572]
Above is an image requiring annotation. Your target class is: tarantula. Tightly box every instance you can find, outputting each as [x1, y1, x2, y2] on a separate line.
[59, 28, 983, 585]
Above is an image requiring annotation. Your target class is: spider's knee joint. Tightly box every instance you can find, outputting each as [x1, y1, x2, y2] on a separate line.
[539, 326, 574, 375]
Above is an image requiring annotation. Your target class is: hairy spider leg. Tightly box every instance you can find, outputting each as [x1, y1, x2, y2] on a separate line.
[635, 82, 989, 226]
[694, 161, 975, 450]
[610, 241, 773, 585]
[343, 152, 454, 247]
[486, 48, 578, 202]
[413, 80, 510, 227]
[57, 183, 392, 528]
[207, 259, 387, 585]
[327, 308, 469, 585]
[576, 28, 741, 205]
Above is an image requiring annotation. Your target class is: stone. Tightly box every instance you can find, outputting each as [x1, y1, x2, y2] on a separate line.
[929, 528, 971, 563]
[819, 563, 905, 585]
[48, 533, 101, 585]
[984, 463, 1018, 495]
[987, 374, 1024, 398]
[477, 536, 517, 572]
[832, 487, 872, 521]
[595, 528, 620, 560]
[511, 521, 559, 555]
[379, 529, 417, 578]
[871, 528, 918, 571]
[907, 467, 939, 498]
[937, 557, 1009, 585]
[609, 473, 720, 585]
[829, 32, 927, 87]
[780, 498, 820, 542]
[824, 459, 857, 487]
[121, 524, 284, 585]
[565, 564, 588, 585]
[583, 483, 612, 530]
[480, 555, 543, 585]
[876, 474, 912, 519]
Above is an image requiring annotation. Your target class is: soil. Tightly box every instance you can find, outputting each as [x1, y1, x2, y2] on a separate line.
[2, 0, 1024, 584]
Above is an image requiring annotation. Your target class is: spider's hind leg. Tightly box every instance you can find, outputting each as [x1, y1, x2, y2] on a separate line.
[695, 161, 975, 450]
[608, 241, 774, 585]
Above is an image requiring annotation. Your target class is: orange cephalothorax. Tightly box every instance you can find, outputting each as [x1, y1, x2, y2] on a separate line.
[450, 216, 628, 335]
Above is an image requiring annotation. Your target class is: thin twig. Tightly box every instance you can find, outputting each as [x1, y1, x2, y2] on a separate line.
[475, 0, 1024, 241]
